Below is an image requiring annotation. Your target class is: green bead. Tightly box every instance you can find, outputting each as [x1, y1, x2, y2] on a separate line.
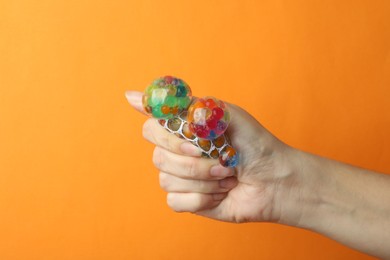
[147, 96, 155, 106]
[165, 96, 177, 107]
[178, 96, 191, 108]
[151, 89, 169, 106]
[145, 84, 158, 96]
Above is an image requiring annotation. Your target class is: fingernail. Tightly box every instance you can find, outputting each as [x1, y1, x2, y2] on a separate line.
[219, 177, 238, 189]
[210, 165, 234, 177]
[180, 142, 202, 156]
[125, 90, 138, 102]
[125, 91, 147, 114]
[125, 90, 142, 106]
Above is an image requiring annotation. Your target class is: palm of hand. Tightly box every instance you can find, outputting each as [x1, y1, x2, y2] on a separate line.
[197, 105, 292, 223]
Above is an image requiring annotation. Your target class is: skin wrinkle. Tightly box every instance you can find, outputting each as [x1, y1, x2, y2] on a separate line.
[152, 147, 160, 169]
[187, 157, 199, 180]
[273, 147, 302, 225]
[159, 172, 171, 192]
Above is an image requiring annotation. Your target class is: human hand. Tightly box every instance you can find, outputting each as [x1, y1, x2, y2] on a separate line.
[126, 91, 303, 224]
[126, 89, 390, 258]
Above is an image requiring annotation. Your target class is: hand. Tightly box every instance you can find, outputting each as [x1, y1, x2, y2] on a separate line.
[126, 91, 302, 224]
[127, 90, 390, 258]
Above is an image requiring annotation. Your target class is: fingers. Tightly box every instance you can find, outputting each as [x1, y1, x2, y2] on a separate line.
[144, 118, 202, 157]
[126, 89, 238, 214]
[155, 147, 237, 213]
[125, 90, 147, 115]
[125, 90, 202, 156]
[167, 192, 228, 213]
[159, 172, 238, 193]
[153, 146, 235, 180]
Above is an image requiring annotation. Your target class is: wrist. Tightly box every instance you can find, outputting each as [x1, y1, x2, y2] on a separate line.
[272, 147, 334, 229]
[267, 144, 390, 258]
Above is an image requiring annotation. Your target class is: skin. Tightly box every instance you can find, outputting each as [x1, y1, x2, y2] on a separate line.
[126, 91, 390, 259]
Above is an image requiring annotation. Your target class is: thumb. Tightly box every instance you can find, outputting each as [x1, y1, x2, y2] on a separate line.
[225, 102, 254, 131]
[225, 102, 264, 139]
[125, 90, 147, 115]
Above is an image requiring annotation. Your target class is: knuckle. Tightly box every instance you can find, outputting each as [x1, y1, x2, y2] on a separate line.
[142, 119, 152, 140]
[159, 132, 169, 150]
[152, 147, 162, 169]
[166, 193, 174, 208]
[185, 158, 199, 179]
[196, 180, 208, 193]
[190, 195, 203, 213]
[166, 193, 180, 212]
[185, 157, 205, 179]
[166, 133, 177, 152]
[159, 172, 171, 191]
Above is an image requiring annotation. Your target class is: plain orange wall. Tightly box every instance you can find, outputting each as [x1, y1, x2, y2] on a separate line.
[0, 0, 389, 259]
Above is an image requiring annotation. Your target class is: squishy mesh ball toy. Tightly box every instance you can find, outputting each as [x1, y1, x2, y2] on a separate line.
[142, 76, 192, 119]
[142, 76, 239, 168]
[187, 97, 230, 140]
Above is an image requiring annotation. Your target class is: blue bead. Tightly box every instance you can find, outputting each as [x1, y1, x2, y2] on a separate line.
[226, 154, 239, 167]
[176, 85, 187, 97]
[208, 130, 217, 139]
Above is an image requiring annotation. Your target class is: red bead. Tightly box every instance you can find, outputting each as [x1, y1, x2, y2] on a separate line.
[191, 124, 209, 139]
[196, 128, 209, 139]
[212, 107, 224, 120]
[207, 119, 218, 129]
[205, 98, 216, 109]
[164, 76, 173, 84]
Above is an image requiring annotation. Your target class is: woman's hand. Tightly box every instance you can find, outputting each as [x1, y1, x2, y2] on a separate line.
[126, 91, 304, 225]
[126, 90, 390, 258]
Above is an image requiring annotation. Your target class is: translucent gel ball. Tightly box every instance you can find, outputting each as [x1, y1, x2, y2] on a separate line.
[142, 76, 192, 119]
[187, 96, 230, 140]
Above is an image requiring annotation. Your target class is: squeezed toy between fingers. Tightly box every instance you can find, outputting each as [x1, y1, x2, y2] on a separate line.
[142, 76, 239, 168]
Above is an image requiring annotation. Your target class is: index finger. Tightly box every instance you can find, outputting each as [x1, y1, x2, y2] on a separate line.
[126, 90, 203, 157]
[143, 118, 202, 157]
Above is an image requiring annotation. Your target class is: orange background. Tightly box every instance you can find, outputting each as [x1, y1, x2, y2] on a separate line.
[0, 0, 389, 259]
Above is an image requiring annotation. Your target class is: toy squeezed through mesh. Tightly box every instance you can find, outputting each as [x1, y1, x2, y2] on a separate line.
[142, 76, 238, 168]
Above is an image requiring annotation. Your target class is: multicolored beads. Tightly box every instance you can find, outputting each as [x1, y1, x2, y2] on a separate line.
[187, 97, 230, 140]
[158, 111, 239, 168]
[219, 146, 239, 167]
[142, 76, 192, 119]
[143, 76, 238, 168]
